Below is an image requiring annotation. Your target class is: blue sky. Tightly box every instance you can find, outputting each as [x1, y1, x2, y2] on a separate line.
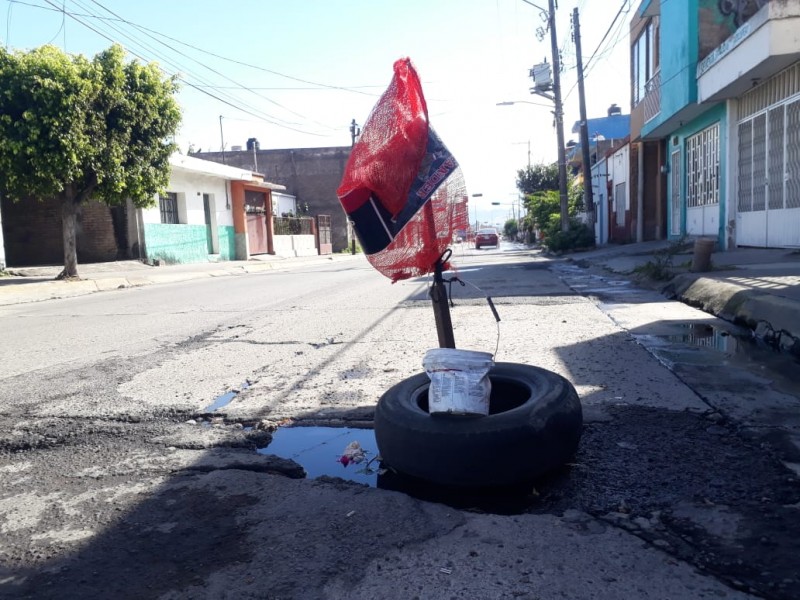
[3, 0, 632, 226]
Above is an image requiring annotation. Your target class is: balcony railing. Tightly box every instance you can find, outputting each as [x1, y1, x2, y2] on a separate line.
[643, 71, 661, 123]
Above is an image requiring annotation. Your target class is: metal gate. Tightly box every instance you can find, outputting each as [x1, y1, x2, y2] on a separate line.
[245, 191, 269, 255]
[737, 65, 800, 248]
[670, 149, 681, 235]
[316, 215, 332, 255]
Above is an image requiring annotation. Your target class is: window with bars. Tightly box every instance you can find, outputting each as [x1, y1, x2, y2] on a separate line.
[686, 123, 720, 208]
[159, 192, 179, 224]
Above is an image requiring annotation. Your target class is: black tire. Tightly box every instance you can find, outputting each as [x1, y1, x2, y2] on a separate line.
[374, 363, 582, 487]
[475, 244, 481, 250]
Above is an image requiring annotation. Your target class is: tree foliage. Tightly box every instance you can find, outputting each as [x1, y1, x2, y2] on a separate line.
[503, 218, 518, 239]
[516, 162, 559, 196]
[517, 162, 593, 252]
[0, 44, 181, 277]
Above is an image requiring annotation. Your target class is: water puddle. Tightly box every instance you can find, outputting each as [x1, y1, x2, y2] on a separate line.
[203, 381, 251, 412]
[634, 322, 800, 395]
[256, 426, 549, 514]
[257, 427, 381, 487]
[662, 323, 745, 354]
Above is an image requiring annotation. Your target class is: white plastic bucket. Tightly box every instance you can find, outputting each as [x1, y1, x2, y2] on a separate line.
[422, 348, 495, 416]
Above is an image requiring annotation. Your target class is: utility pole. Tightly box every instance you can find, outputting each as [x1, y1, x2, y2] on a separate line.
[349, 119, 361, 147]
[348, 118, 360, 254]
[573, 7, 595, 226]
[548, 0, 570, 233]
[218, 115, 226, 165]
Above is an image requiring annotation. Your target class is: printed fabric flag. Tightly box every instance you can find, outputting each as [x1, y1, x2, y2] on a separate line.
[337, 58, 467, 282]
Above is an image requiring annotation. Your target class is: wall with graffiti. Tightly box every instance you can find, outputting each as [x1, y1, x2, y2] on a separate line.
[698, 0, 770, 60]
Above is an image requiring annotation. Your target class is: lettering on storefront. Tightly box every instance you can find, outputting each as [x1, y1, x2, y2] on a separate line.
[697, 21, 752, 76]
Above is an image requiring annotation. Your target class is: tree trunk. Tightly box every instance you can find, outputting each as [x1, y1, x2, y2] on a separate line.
[60, 194, 80, 279]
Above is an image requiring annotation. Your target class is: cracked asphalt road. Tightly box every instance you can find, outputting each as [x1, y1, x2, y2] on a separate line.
[1, 246, 798, 599]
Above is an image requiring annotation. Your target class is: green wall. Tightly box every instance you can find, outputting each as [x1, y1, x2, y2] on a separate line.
[144, 223, 236, 264]
[217, 225, 236, 260]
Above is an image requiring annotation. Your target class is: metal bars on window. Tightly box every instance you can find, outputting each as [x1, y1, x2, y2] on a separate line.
[752, 114, 767, 212]
[686, 123, 720, 208]
[738, 121, 753, 212]
[787, 99, 800, 209]
[740, 62, 800, 120]
[159, 192, 178, 224]
[768, 106, 785, 210]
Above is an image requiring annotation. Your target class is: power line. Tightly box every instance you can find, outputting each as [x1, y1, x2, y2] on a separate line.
[86, 0, 344, 130]
[562, 0, 630, 102]
[9, 0, 381, 97]
[37, 0, 333, 136]
[38, 0, 329, 136]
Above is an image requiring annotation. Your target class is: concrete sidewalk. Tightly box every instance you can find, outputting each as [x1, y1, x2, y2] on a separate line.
[0, 252, 364, 306]
[566, 240, 800, 353]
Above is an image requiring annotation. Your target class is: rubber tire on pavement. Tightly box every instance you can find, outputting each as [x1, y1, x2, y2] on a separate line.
[374, 363, 583, 487]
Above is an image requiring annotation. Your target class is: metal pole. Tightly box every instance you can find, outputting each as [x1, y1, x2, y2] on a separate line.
[219, 115, 226, 165]
[573, 7, 595, 226]
[431, 257, 456, 349]
[549, 0, 570, 233]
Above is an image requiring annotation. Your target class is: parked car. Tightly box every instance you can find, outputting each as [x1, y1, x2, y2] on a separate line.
[475, 228, 499, 249]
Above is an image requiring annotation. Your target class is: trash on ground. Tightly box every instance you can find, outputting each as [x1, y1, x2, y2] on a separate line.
[423, 348, 494, 416]
[338, 440, 367, 466]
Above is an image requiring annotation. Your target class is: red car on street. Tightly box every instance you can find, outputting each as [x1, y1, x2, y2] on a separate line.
[475, 228, 499, 249]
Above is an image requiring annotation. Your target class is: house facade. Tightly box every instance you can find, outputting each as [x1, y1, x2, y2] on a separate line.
[0, 154, 310, 268]
[697, 0, 800, 248]
[128, 154, 286, 264]
[590, 152, 610, 245]
[632, 0, 798, 249]
[191, 145, 352, 252]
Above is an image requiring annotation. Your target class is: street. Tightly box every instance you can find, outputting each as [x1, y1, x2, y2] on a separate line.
[1, 244, 798, 599]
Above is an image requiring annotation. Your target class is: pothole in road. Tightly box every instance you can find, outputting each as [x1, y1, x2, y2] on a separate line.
[255, 425, 549, 514]
[257, 426, 381, 487]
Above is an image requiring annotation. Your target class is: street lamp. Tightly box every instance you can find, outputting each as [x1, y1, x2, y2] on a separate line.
[496, 100, 552, 109]
[497, 97, 569, 233]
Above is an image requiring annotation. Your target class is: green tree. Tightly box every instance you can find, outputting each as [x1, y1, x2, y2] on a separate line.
[503, 218, 518, 239]
[516, 162, 559, 196]
[0, 44, 181, 278]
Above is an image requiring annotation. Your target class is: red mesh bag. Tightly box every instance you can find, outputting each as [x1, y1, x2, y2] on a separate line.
[337, 58, 467, 282]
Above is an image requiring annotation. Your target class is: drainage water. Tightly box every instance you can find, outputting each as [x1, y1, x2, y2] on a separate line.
[636, 322, 800, 395]
[257, 426, 546, 514]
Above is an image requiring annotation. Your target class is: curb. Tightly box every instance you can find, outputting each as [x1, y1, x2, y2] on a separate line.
[665, 274, 800, 353]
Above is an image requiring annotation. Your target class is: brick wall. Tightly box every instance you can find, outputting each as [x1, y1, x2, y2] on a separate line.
[0, 196, 121, 267]
[192, 147, 351, 252]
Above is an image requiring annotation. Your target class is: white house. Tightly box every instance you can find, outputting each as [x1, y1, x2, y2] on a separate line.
[128, 154, 285, 264]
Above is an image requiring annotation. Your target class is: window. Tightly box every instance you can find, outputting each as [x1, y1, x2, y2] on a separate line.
[159, 192, 179, 224]
[632, 20, 659, 106]
[686, 123, 720, 208]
